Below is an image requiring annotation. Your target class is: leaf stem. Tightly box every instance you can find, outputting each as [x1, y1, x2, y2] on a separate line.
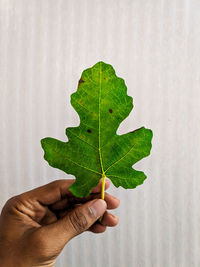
[101, 173, 106, 200]
[99, 173, 106, 223]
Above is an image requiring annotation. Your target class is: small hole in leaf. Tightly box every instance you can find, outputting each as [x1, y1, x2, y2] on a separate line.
[87, 129, 92, 133]
[109, 109, 113, 113]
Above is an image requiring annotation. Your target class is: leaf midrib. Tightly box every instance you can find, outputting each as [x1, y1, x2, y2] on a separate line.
[98, 62, 104, 175]
[97, 63, 135, 177]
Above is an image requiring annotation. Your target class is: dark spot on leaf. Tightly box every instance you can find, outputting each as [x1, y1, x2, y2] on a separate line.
[78, 78, 85, 85]
[78, 99, 83, 105]
[87, 129, 92, 133]
[104, 77, 106, 80]
[109, 109, 113, 113]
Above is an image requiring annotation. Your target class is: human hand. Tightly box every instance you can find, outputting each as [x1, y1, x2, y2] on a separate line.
[0, 179, 120, 267]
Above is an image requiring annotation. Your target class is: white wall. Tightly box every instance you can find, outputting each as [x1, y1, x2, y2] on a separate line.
[0, 1, 200, 266]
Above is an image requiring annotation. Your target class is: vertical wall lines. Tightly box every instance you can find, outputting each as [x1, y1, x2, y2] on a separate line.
[0, 1, 200, 267]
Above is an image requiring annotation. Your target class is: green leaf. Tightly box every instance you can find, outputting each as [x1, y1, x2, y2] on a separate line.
[41, 61, 153, 197]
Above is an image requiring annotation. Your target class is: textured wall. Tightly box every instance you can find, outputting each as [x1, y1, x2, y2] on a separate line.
[0, 0, 200, 266]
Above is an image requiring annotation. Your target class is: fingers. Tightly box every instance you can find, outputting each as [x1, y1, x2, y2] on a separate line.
[54, 204, 119, 234]
[100, 211, 119, 227]
[40, 199, 107, 247]
[91, 178, 110, 193]
[50, 198, 69, 211]
[88, 211, 119, 233]
[104, 193, 120, 209]
[74, 192, 120, 210]
[65, 199, 107, 238]
[51, 192, 120, 212]
[89, 223, 106, 233]
[52, 208, 119, 229]
[66, 178, 111, 204]
[23, 178, 111, 206]
[22, 179, 75, 205]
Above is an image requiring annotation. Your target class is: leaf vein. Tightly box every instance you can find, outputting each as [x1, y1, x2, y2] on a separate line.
[63, 156, 101, 175]
[67, 129, 98, 150]
[104, 143, 136, 173]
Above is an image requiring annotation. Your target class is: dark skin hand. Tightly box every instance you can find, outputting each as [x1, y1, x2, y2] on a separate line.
[0, 179, 120, 267]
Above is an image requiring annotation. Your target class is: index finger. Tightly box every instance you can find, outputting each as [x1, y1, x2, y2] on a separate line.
[22, 179, 74, 205]
[22, 178, 110, 206]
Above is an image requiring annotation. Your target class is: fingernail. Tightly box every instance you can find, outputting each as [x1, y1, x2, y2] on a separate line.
[89, 199, 107, 218]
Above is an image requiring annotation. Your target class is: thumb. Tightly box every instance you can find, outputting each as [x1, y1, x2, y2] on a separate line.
[41, 199, 107, 247]
[64, 199, 107, 239]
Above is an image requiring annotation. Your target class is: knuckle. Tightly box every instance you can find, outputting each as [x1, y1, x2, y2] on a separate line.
[12, 195, 25, 209]
[68, 210, 88, 234]
[3, 196, 18, 212]
[6, 196, 18, 205]
[0, 198, 13, 216]
[3, 194, 27, 215]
